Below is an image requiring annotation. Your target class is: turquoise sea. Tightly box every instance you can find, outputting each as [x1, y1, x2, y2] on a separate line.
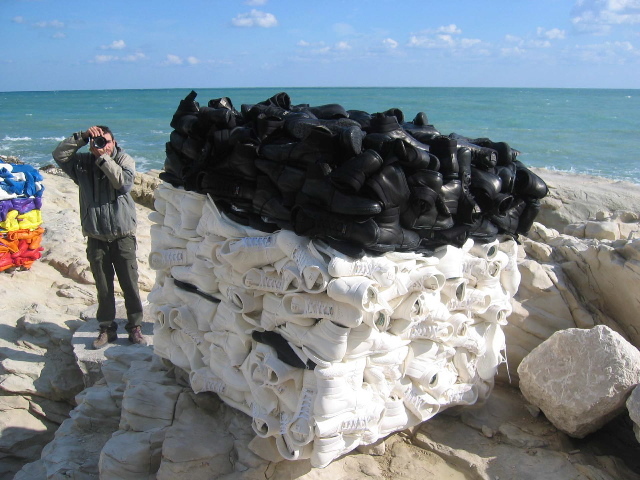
[0, 87, 638, 184]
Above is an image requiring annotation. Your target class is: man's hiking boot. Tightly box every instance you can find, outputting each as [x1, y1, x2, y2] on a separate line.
[129, 326, 147, 346]
[92, 328, 118, 349]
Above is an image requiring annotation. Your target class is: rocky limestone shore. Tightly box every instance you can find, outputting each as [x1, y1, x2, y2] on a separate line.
[1, 166, 639, 479]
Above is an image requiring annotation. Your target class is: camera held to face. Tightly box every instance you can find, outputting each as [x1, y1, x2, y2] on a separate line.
[91, 136, 108, 149]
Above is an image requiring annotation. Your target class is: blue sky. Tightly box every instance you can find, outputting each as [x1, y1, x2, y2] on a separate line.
[1, 0, 639, 91]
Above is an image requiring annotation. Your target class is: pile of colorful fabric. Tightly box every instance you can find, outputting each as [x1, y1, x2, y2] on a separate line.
[0, 162, 45, 272]
[147, 91, 546, 467]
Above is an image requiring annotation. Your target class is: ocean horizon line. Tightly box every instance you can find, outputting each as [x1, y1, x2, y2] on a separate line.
[2, 85, 639, 95]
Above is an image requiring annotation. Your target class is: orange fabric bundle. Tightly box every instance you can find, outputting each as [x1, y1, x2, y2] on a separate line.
[7, 227, 44, 249]
[0, 236, 19, 254]
[6, 226, 44, 241]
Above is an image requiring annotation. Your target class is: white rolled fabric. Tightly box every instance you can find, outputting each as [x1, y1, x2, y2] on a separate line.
[243, 265, 301, 294]
[172, 287, 220, 332]
[189, 367, 246, 405]
[281, 292, 363, 328]
[173, 329, 206, 372]
[362, 309, 392, 332]
[433, 238, 474, 279]
[194, 234, 227, 267]
[328, 253, 398, 289]
[474, 322, 507, 380]
[204, 329, 251, 367]
[208, 344, 252, 393]
[217, 234, 287, 273]
[394, 377, 440, 422]
[147, 276, 183, 306]
[447, 286, 492, 314]
[210, 300, 255, 339]
[469, 238, 500, 260]
[276, 230, 330, 293]
[171, 257, 220, 295]
[326, 275, 387, 313]
[497, 239, 521, 297]
[149, 303, 174, 328]
[150, 224, 189, 251]
[440, 277, 468, 303]
[218, 281, 264, 314]
[178, 189, 206, 231]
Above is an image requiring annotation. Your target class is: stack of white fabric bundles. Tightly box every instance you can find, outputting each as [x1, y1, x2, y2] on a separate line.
[147, 182, 520, 468]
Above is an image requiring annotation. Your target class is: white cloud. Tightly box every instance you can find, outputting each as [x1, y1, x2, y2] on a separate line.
[296, 39, 354, 55]
[231, 9, 278, 28]
[574, 40, 636, 63]
[408, 33, 483, 50]
[537, 27, 566, 40]
[122, 53, 146, 62]
[245, 0, 267, 5]
[33, 19, 64, 28]
[91, 52, 145, 63]
[12, 16, 25, 24]
[408, 36, 436, 47]
[437, 34, 455, 46]
[159, 54, 201, 66]
[416, 24, 463, 36]
[101, 40, 126, 50]
[571, 0, 640, 33]
[93, 55, 116, 63]
[383, 38, 399, 49]
[52, 32, 66, 39]
[505, 29, 559, 50]
[437, 24, 462, 35]
[408, 24, 484, 52]
[164, 54, 183, 65]
[532, 39, 552, 47]
[460, 38, 482, 48]
[501, 46, 526, 57]
[609, 0, 640, 10]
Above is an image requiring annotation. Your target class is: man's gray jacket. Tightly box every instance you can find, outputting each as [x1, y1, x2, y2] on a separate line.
[52, 132, 137, 241]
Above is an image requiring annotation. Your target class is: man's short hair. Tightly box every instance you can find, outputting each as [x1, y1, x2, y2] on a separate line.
[97, 125, 114, 140]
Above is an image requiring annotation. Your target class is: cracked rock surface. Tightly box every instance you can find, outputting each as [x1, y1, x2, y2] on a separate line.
[2, 170, 640, 479]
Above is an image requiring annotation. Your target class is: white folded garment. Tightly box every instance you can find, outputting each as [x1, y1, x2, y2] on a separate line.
[217, 233, 287, 273]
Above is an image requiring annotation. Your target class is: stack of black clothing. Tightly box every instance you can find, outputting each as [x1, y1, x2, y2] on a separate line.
[161, 91, 548, 257]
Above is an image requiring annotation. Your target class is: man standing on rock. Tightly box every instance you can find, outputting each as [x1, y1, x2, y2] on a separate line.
[52, 126, 146, 349]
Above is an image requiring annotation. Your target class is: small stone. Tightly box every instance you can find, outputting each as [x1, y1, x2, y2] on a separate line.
[614, 210, 639, 223]
[498, 423, 549, 448]
[584, 220, 619, 241]
[481, 425, 494, 438]
[563, 223, 586, 238]
[525, 404, 541, 417]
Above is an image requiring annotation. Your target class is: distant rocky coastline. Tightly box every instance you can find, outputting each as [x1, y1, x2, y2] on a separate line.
[1, 166, 639, 479]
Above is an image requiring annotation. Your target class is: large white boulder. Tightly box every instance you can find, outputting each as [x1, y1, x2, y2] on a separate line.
[517, 325, 640, 438]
